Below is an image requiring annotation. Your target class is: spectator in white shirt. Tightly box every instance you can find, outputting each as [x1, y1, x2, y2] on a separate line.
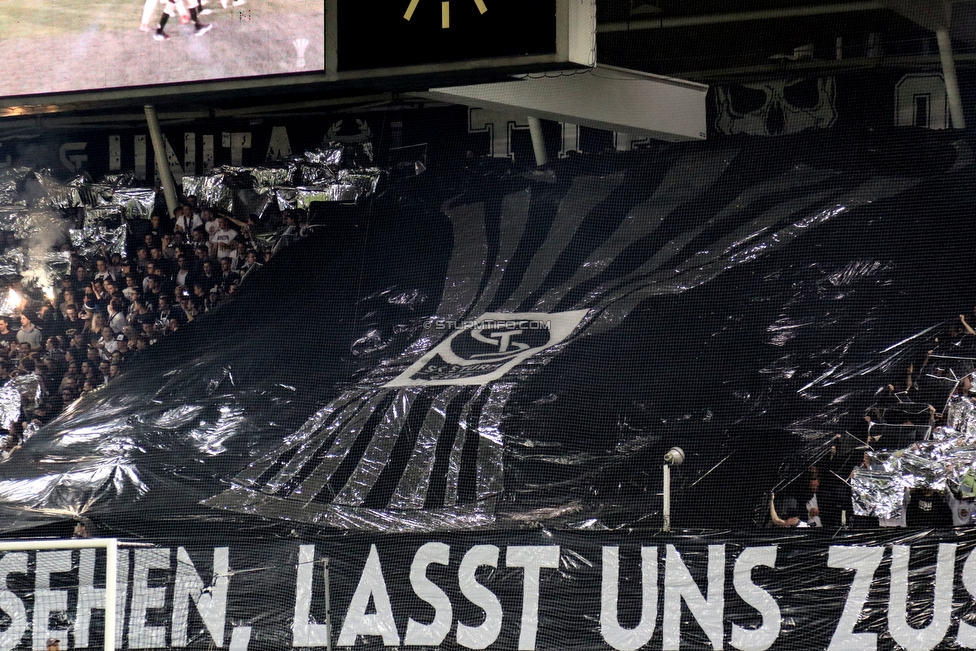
[210, 217, 239, 261]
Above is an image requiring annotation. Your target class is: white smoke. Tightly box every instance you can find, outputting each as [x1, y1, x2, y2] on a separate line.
[17, 209, 69, 302]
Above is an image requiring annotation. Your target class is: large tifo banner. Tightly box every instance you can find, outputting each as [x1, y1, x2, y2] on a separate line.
[2, 528, 976, 651]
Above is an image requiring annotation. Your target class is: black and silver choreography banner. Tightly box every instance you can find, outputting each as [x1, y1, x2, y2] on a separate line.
[3, 127, 976, 649]
[3, 130, 976, 531]
[2, 528, 976, 651]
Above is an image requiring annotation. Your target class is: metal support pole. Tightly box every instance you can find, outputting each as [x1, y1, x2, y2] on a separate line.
[324, 556, 333, 651]
[936, 29, 966, 130]
[663, 464, 671, 532]
[144, 104, 180, 218]
[105, 540, 118, 651]
[0, 539, 118, 651]
[527, 116, 547, 167]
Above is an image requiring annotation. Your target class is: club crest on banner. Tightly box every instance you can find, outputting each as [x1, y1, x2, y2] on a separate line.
[386, 310, 589, 387]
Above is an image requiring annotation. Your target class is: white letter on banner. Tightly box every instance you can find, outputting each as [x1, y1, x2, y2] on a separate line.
[507, 546, 560, 651]
[663, 545, 725, 651]
[405, 542, 453, 646]
[958, 548, 976, 646]
[337, 545, 400, 646]
[600, 546, 658, 651]
[0, 553, 27, 651]
[730, 546, 780, 651]
[32, 551, 72, 651]
[888, 544, 954, 651]
[826, 546, 884, 651]
[130, 548, 171, 649]
[76, 548, 130, 649]
[456, 545, 503, 650]
[172, 547, 229, 647]
[293, 545, 329, 647]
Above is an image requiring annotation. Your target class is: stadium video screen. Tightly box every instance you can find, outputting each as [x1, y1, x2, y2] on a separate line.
[0, 0, 324, 98]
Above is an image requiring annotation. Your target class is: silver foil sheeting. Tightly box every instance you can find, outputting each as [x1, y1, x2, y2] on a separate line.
[298, 164, 337, 187]
[37, 250, 71, 278]
[203, 483, 497, 533]
[294, 186, 352, 209]
[273, 188, 297, 212]
[0, 248, 25, 278]
[331, 390, 419, 507]
[250, 166, 294, 190]
[0, 209, 69, 249]
[69, 224, 127, 259]
[111, 188, 156, 220]
[0, 168, 31, 206]
[851, 468, 906, 518]
[45, 186, 84, 210]
[853, 396, 976, 518]
[340, 168, 382, 191]
[0, 208, 28, 234]
[289, 171, 382, 210]
[303, 147, 344, 167]
[945, 394, 976, 438]
[79, 184, 116, 209]
[181, 173, 235, 213]
[233, 190, 274, 222]
[0, 373, 41, 431]
[74, 179, 155, 220]
[100, 172, 136, 190]
[0, 167, 151, 281]
[184, 149, 383, 219]
[0, 382, 22, 432]
[83, 206, 123, 229]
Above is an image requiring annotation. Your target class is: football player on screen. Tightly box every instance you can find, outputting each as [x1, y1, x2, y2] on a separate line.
[149, 0, 213, 39]
[197, 0, 246, 16]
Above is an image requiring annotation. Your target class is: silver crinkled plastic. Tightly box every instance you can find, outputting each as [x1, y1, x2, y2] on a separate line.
[339, 168, 382, 195]
[298, 164, 337, 187]
[69, 224, 127, 258]
[851, 468, 905, 518]
[83, 207, 123, 230]
[0, 373, 41, 431]
[101, 172, 136, 189]
[182, 174, 235, 213]
[41, 185, 83, 210]
[0, 208, 27, 233]
[0, 382, 21, 432]
[233, 190, 273, 221]
[250, 167, 294, 190]
[112, 188, 156, 219]
[180, 176, 206, 204]
[7, 210, 64, 242]
[79, 184, 116, 208]
[852, 396, 976, 517]
[303, 147, 344, 167]
[0, 168, 153, 290]
[274, 188, 297, 212]
[294, 186, 351, 209]
[0, 168, 29, 206]
[0, 248, 25, 275]
[186, 150, 384, 223]
[36, 250, 71, 278]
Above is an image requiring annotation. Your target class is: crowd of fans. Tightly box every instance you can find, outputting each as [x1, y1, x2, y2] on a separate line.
[0, 196, 311, 459]
[771, 313, 976, 529]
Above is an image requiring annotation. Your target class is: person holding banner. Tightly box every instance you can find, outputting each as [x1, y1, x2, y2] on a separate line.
[770, 491, 806, 527]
